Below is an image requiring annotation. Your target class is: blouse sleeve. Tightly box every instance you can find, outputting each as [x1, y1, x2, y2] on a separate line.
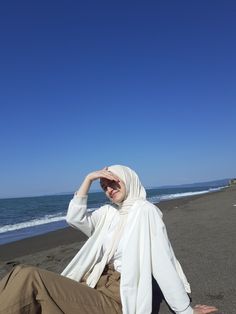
[150, 206, 193, 314]
[66, 195, 102, 237]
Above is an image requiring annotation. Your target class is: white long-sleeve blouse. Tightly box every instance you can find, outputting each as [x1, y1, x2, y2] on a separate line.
[63, 195, 193, 314]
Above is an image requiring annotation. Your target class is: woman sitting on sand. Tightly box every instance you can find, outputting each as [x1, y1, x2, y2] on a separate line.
[0, 165, 218, 314]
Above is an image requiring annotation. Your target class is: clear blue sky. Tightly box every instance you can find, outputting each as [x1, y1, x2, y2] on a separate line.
[1, 1, 235, 198]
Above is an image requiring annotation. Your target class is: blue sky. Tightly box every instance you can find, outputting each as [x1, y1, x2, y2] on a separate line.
[0, 1, 235, 198]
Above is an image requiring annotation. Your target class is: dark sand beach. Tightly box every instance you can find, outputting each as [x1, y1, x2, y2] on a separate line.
[1, 186, 235, 313]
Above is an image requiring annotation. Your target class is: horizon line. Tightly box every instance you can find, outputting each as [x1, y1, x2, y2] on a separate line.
[0, 178, 231, 200]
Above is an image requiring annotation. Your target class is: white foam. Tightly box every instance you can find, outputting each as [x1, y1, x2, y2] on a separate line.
[148, 186, 226, 204]
[0, 207, 100, 234]
[0, 187, 226, 234]
[87, 207, 98, 212]
[0, 214, 66, 234]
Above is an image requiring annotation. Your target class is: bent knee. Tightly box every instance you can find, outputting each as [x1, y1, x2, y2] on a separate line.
[16, 265, 41, 279]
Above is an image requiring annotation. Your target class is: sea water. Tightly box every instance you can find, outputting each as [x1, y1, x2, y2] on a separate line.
[0, 184, 227, 245]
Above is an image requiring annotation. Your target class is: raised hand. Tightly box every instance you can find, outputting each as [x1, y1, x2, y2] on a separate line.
[193, 304, 218, 314]
[75, 167, 120, 197]
[86, 167, 120, 183]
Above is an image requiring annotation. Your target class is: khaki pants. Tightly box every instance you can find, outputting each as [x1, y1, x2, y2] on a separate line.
[0, 264, 122, 314]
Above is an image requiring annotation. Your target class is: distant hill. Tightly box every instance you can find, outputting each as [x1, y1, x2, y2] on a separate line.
[157, 178, 230, 189]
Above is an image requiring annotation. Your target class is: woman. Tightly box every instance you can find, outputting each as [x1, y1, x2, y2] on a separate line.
[0, 165, 218, 314]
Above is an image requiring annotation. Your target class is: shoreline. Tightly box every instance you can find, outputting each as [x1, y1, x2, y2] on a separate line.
[0, 186, 227, 246]
[1, 185, 235, 313]
[0, 188, 226, 261]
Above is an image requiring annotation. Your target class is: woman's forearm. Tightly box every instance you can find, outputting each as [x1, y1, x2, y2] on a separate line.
[75, 176, 92, 196]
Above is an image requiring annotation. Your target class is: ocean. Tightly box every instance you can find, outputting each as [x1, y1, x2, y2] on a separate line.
[0, 184, 227, 245]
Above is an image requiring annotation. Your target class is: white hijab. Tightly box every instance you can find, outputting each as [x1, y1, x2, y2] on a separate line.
[107, 165, 146, 213]
[86, 165, 146, 287]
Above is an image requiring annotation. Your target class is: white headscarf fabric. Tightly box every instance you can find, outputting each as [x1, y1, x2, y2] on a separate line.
[107, 165, 146, 213]
[86, 165, 146, 288]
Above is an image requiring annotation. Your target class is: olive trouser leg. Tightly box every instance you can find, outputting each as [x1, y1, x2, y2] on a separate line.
[0, 265, 122, 314]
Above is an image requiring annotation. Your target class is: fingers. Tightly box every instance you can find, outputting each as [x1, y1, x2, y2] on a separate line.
[194, 304, 218, 313]
[87, 168, 120, 183]
[96, 168, 119, 182]
[101, 169, 120, 182]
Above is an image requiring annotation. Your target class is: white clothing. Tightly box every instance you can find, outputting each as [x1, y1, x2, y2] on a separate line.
[62, 195, 193, 314]
[107, 165, 147, 209]
[85, 165, 146, 287]
[101, 212, 124, 272]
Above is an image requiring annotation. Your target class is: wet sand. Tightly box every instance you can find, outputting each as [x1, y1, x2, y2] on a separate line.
[1, 186, 235, 313]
